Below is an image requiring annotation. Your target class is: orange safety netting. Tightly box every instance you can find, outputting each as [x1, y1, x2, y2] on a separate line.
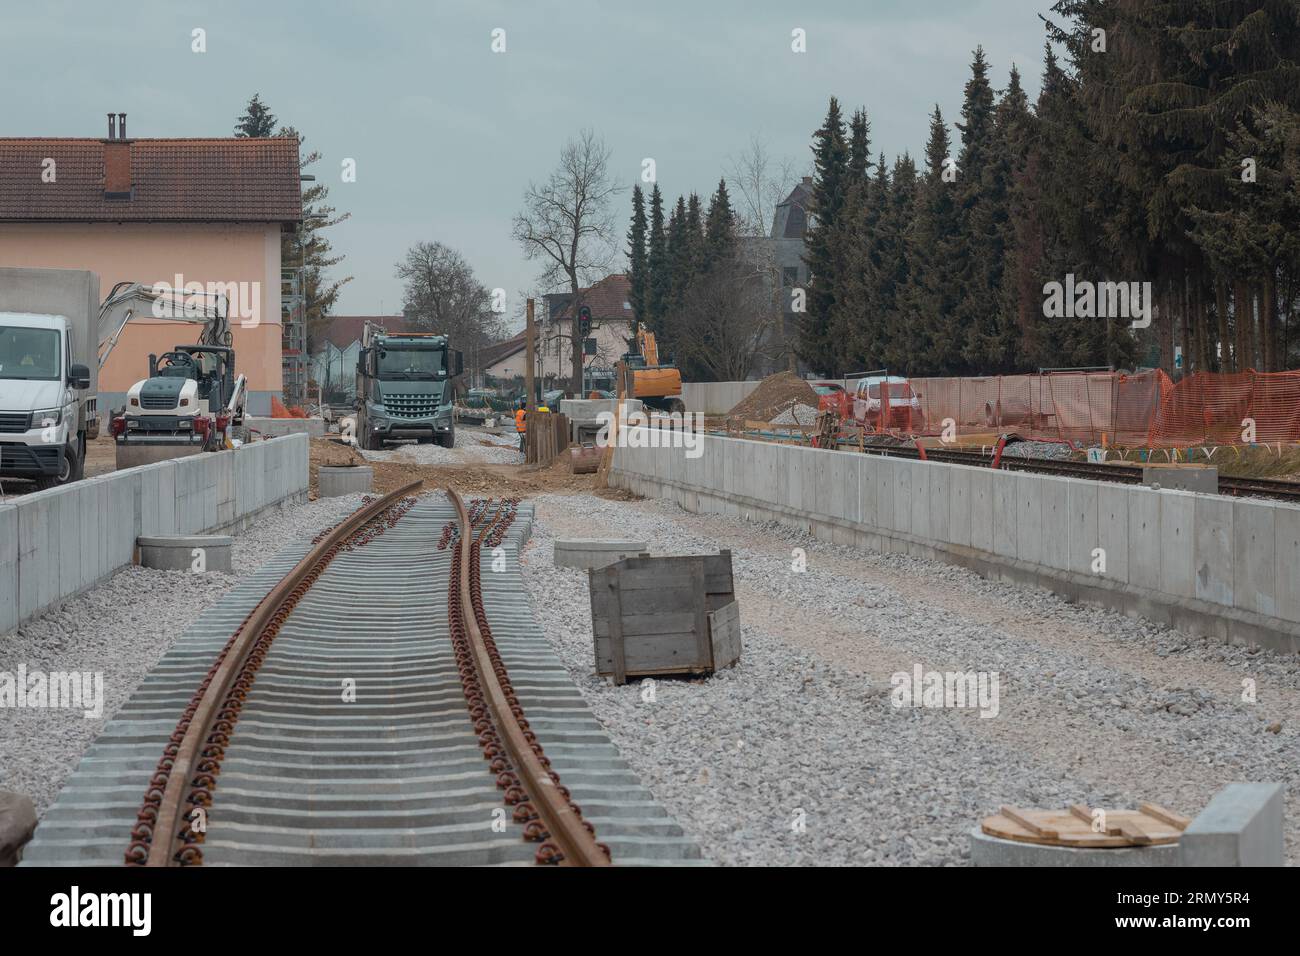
[270, 396, 308, 419]
[905, 370, 1300, 448]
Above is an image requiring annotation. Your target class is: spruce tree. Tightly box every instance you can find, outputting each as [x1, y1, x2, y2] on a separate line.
[645, 184, 668, 333]
[800, 97, 850, 375]
[234, 93, 278, 137]
[627, 185, 649, 325]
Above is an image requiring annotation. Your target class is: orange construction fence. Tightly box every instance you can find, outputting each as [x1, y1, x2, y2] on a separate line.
[905, 370, 1300, 448]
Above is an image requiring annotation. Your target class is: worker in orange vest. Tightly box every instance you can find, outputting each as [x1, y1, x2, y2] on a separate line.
[515, 399, 527, 453]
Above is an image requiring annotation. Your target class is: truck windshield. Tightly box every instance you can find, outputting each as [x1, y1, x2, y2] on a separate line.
[0, 326, 61, 381]
[378, 347, 444, 378]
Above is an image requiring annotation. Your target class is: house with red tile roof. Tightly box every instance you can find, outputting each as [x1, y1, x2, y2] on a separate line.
[538, 274, 635, 388]
[0, 114, 302, 413]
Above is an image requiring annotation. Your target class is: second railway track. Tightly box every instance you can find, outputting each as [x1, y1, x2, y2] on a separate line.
[24, 486, 702, 867]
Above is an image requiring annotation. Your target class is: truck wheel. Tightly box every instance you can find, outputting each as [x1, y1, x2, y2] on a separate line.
[35, 441, 81, 489]
[438, 430, 455, 449]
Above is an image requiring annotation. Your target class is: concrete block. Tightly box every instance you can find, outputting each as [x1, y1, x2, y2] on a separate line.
[948, 466, 971, 548]
[98, 470, 140, 577]
[15, 489, 58, 620]
[909, 460, 931, 540]
[1159, 491, 1195, 599]
[0, 505, 17, 634]
[319, 465, 373, 497]
[892, 458, 912, 535]
[1014, 473, 1044, 566]
[969, 828, 1180, 867]
[1040, 476, 1071, 571]
[800, 447, 820, 514]
[1066, 480, 1099, 578]
[968, 469, 993, 553]
[991, 472, 1019, 559]
[1232, 499, 1276, 617]
[53, 482, 80, 600]
[1276, 505, 1300, 623]
[1128, 486, 1162, 592]
[246, 416, 326, 438]
[1143, 463, 1217, 494]
[1180, 783, 1284, 867]
[138, 534, 233, 572]
[858, 454, 877, 529]
[554, 539, 648, 570]
[1193, 495, 1233, 607]
[928, 464, 951, 544]
[873, 456, 894, 534]
[1097, 484, 1130, 584]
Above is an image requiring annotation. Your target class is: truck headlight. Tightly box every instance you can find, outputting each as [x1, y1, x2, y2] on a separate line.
[33, 407, 62, 427]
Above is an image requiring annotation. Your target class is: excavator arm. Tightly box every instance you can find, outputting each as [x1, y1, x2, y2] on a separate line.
[97, 282, 232, 370]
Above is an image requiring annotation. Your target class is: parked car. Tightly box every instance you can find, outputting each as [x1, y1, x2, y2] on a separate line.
[812, 381, 851, 418]
[851, 375, 925, 432]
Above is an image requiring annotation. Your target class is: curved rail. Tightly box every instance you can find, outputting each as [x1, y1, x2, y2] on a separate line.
[447, 488, 611, 866]
[133, 480, 424, 866]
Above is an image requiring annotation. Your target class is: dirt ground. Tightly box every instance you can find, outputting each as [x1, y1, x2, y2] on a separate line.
[308, 435, 636, 501]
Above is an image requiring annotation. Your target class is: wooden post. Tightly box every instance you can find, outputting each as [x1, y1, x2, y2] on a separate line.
[525, 298, 536, 414]
[596, 360, 628, 488]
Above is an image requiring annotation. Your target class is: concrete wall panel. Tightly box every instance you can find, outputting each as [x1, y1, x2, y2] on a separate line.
[948, 466, 971, 548]
[1194, 496, 1234, 607]
[0, 505, 17, 634]
[1128, 486, 1161, 592]
[1233, 499, 1276, 616]
[1040, 476, 1070, 572]
[928, 464, 951, 544]
[968, 469, 993, 553]
[1277, 505, 1300, 623]
[1066, 480, 1099, 578]
[992, 472, 1018, 559]
[1160, 492, 1196, 599]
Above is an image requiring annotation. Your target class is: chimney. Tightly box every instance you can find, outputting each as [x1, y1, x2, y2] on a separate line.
[103, 111, 132, 199]
[802, 176, 813, 185]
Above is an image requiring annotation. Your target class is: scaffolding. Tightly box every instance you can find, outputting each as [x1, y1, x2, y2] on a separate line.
[281, 267, 307, 408]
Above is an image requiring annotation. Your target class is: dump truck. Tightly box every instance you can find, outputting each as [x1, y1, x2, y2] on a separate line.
[624, 325, 685, 413]
[354, 321, 463, 449]
[104, 283, 249, 468]
[0, 268, 100, 488]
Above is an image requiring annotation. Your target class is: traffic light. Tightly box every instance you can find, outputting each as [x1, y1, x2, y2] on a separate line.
[577, 305, 592, 339]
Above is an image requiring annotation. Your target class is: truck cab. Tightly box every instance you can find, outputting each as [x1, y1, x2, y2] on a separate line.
[0, 312, 93, 487]
[355, 328, 463, 450]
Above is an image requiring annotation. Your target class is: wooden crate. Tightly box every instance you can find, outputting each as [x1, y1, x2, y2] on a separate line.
[588, 551, 741, 684]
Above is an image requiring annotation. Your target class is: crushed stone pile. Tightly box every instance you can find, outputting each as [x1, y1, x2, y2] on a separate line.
[726, 372, 820, 423]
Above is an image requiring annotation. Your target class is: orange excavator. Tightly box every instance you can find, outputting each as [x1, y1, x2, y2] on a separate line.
[623, 324, 685, 413]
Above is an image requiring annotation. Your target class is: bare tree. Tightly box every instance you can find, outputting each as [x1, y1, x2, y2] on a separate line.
[727, 134, 802, 238]
[394, 241, 504, 357]
[671, 253, 782, 381]
[512, 129, 621, 393]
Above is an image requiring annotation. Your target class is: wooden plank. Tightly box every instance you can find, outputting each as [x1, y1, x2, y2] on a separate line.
[608, 560, 734, 595]
[1000, 806, 1058, 840]
[595, 632, 701, 673]
[606, 586, 701, 618]
[1139, 803, 1191, 831]
[593, 611, 698, 639]
[707, 600, 741, 670]
[690, 557, 710, 670]
[604, 565, 627, 685]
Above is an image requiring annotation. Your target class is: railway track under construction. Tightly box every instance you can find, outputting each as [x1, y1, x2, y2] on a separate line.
[862, 442, 1300, 502]
[24, 486, 701, 867]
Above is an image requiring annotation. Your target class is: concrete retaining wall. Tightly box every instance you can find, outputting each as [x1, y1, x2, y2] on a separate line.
[611, 432, 1300, 654]
[681, 381, 762, 415]
[0, 434, 309, 634]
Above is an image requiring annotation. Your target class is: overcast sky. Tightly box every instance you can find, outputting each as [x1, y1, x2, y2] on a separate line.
[3, 0, 1055, 328]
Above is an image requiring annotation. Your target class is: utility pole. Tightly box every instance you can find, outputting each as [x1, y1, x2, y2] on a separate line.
[525, 298, 536, 414]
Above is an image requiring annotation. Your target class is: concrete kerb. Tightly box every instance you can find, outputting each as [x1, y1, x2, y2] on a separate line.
[2, 433, 310, 634]
[609, 465, 1300, 655]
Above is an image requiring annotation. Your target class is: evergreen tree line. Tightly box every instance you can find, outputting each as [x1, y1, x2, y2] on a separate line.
[797, 1, 1300, 379]
[626, 179, 745, 380]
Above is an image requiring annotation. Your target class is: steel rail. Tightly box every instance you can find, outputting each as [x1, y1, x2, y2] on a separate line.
[447, 487, 611, 866]
[140, 479, 424, 866]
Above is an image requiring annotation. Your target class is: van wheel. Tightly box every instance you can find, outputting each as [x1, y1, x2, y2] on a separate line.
[35, 441, 81, 489]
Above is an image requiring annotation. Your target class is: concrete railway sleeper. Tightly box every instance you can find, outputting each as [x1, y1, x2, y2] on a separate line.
[117, 485, 610, 867]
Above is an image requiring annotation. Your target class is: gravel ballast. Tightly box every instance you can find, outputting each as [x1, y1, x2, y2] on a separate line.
[358, 432, 519, 466]
[0, 494, 370, 816]
[519, 493, 1300, 866]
